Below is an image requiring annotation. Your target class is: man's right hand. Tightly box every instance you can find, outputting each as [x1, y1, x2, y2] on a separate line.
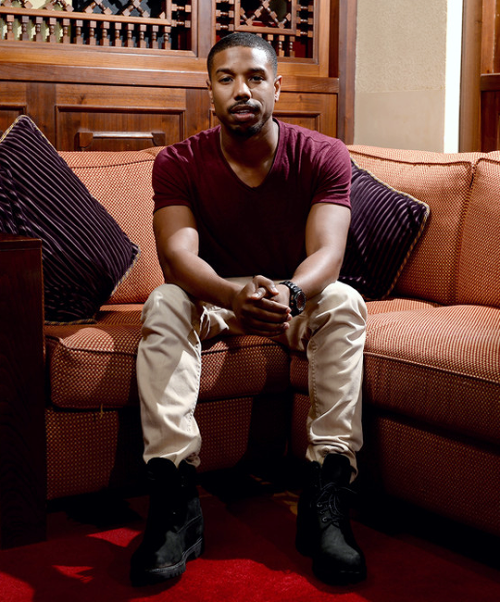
[231, 275, 292, 337]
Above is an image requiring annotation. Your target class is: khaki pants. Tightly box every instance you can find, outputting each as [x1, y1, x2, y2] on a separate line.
[136, 279, 367, 474]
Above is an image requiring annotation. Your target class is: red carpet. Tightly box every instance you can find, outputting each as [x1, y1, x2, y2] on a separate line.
[1, 483, 499, 602]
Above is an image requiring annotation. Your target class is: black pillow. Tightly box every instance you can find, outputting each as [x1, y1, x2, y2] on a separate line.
[0, 115, 139, 323]
[340, 160, 430, 299]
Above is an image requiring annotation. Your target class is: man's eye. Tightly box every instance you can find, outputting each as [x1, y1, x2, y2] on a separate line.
[250, 76, 263, 82]
[219, 77, 232, 83]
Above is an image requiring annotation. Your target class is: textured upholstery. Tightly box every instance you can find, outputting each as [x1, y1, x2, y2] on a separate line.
[362, 416, 500, 536]
[0, 116, 139, 323]
[348, 146, 480, 305]
[39, 146, 500, 540]
[46, 396, 254, 499]
[290, 147, 500, 537]
[61, 151, 164, 304]
[291, 303, 500, 442]
[341, 161, 430, 299]
[457, 156, 500, 307]
[364, 305, 500, 442]
[46, 311, 289, 410]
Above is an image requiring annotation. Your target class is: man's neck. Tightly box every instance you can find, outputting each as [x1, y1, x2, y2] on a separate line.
[219, 119, 279, 169]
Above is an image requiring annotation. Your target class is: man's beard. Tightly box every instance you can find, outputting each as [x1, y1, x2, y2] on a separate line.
[230, 120, 265, 138]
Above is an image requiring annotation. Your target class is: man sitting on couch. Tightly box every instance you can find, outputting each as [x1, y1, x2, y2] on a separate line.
[130, 32, 367, 587]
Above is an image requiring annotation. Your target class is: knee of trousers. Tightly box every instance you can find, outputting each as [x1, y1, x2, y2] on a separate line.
[141, 283, 194, 330]
[320, 281, 367, 322]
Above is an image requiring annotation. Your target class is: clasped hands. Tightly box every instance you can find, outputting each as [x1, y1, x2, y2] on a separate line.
[231, 275, 292, 337]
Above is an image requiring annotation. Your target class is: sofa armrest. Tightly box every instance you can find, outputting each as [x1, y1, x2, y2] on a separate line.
[0, 233, 46, 548]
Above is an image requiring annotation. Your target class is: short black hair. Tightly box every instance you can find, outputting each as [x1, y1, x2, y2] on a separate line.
[207, 32, 278, 80]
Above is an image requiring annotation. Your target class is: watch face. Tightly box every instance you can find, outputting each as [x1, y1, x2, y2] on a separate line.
[295, 291, 306, 312]
[281, 281, 306, 316]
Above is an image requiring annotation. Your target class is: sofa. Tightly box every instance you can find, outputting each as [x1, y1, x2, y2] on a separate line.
[1, 136, 499, 549]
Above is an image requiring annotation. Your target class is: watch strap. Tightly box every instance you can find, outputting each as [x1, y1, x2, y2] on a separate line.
[280, 280, 306, 316]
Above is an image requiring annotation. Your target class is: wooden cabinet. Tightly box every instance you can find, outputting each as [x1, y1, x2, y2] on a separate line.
[0, 1, 356, 150]
[0, 235, 46, 549]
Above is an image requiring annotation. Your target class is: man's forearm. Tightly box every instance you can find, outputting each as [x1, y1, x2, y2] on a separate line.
[290, 247, 344, 300]
[161, 249, 240, 309]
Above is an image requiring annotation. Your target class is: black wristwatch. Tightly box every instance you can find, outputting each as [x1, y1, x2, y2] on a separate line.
[280, 280, 306, 316]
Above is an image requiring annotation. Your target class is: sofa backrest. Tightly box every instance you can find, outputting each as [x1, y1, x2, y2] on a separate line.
[348, 145, 482, 306]
[457, 152, 500, 308]
[60, 149, 165, 305]
[61, 145, 500, 310]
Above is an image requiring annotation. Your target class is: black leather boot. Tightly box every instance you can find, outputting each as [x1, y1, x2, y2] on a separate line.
[130, 458, 204, 586]
[296, 453, 366, 585]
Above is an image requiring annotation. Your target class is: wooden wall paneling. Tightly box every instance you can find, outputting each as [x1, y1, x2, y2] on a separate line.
[335, 0, 357, 144]
[185, 87, 212, 139]
[460, 0, 483, 151]
[316, 0, 333, 78]
[0, 1, 353, 149]
[469, 0, 500, 151]
[0, 82, 27, 137]
[26, 82, 57, 143]
[54, 84, 190, 151]
[480, 0, 498, 74]
[275, 92, 338, 137]
[480, 76, 500, 151]
[197, 0, 214, 58]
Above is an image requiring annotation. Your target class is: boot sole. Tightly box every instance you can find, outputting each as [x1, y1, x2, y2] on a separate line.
[312, 557, 367, 586]
[131, 536, 204, 587]
[296, 534, 366, 586]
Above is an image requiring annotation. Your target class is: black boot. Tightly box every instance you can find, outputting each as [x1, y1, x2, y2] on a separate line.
[130, 458, 204, 586]
[296, 454, 366, 585]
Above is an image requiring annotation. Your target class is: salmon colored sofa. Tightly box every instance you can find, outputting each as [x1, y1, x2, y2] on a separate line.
[1, 144, 499, 549]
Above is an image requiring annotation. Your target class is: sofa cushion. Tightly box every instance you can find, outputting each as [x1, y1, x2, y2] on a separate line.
[290, 302, 500, 444]
[0, 116, 140, 323]
[290, 297, 440, 393]
[46, 396, 254, 499]
[339, 161, 429, 299]
[60, 150, 165, 305]
[45, 310, 290, 410]
[363, 304, 500, 444]
[348, 146, 479, 305]
[457, 155, 500, 308]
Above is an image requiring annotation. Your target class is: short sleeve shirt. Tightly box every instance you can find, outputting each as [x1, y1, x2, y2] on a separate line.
[152, 120, 351, 278]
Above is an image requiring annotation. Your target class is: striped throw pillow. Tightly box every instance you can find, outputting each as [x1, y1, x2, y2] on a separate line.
[0, 115, 139, 323]
[339, 160, 430, 299]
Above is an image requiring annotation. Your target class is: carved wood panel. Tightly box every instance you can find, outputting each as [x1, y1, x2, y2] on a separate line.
[0, 82, 27, 138]
[57, 108, 187, 151]
[0, 0, 353, 148]
[481, 82, 500, 151]
[53, 84, 213, 150]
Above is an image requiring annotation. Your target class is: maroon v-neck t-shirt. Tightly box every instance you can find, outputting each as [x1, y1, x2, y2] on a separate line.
[152, 120, 351, 279]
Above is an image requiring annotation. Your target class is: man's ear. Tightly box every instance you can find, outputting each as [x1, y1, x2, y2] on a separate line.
[206, 79, 214, 104]
[274, 75, 282, 102]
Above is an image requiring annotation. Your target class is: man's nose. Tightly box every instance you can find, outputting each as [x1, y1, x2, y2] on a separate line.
[234, 78, 251, 99]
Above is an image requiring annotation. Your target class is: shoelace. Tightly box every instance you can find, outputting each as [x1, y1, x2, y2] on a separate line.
[315, 483, 354, 527]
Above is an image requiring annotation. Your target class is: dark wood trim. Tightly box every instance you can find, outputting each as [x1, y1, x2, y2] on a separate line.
[335, 0, 357, 144]
[0, 234, 46, 549]
[460, 0, 483, 151]
[0, 63, 339, 95]
[480, 72, 500, 90]
[480, 88, 500, 151]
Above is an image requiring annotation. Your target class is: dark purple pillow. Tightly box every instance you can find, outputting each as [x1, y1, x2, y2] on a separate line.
[339, 160, 430, 299]
[0, 115, 139, 323]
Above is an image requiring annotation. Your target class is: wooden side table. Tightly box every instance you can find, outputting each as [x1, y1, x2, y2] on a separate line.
[0, 233, 46, 548]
